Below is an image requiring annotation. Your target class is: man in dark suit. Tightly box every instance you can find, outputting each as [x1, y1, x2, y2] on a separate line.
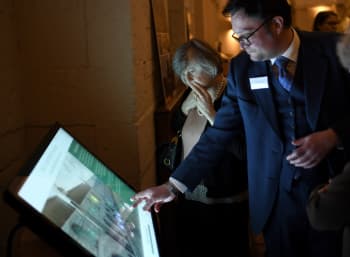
[132, 1, 350, 256]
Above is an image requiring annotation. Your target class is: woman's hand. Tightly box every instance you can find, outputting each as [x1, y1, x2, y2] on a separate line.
[189, 82, 216, 125]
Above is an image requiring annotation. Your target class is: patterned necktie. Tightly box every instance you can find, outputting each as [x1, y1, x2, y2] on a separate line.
[274, 56, 294, 91]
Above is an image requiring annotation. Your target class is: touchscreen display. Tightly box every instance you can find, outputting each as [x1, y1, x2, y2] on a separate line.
[15, 127, 159, 257]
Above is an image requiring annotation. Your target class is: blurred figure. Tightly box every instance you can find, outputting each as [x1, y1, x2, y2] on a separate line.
[307, 30, 350, 257]
[313, 11, 340, 32]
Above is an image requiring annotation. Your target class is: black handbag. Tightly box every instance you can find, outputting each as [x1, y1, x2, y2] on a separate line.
[158, 131, 182, 171]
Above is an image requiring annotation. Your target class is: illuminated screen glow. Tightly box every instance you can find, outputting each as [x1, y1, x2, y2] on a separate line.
[18, 128, 159, 257]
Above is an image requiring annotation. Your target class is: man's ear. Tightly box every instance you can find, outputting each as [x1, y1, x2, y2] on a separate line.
[270, 16, 285, 35]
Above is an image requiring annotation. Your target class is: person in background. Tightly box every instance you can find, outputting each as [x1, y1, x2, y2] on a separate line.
[307, 30, 350, 257]
[160, 38, 250, 257]
[132, 1, 350, 257]
[313, 10, 340, 32]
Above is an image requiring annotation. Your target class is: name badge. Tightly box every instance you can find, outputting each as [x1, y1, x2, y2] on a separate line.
[249, 76, 269, 90]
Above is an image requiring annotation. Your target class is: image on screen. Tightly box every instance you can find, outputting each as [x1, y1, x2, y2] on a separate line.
[17, 127, 159, 257]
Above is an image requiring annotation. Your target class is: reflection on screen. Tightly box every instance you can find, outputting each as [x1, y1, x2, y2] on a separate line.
[18, 128, 159, 257]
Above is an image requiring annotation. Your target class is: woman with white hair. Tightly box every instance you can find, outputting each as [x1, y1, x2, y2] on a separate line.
[168, 38, 250, 257]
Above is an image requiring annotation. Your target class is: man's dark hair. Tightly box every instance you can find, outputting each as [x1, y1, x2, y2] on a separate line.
[222, 0, 292, 27]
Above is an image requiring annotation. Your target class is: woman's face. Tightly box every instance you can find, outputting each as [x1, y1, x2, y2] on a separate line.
[318, 15, 339, 32]
[183, 65, 213, 89]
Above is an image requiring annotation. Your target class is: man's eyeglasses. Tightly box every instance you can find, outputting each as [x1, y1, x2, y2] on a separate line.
[232, 17, 272, 46]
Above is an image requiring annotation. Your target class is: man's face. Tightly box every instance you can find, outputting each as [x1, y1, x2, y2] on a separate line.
[231, 10, 280, 61]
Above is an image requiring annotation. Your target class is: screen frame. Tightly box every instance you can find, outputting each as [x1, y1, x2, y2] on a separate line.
[4, 123, 160, 257]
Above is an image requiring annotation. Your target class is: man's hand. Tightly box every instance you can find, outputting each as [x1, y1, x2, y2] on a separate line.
[286, 129, 339, 168]
[130, 183, 177, 213]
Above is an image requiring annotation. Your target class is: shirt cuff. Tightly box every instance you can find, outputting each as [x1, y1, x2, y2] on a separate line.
[169, 177, 187, 193]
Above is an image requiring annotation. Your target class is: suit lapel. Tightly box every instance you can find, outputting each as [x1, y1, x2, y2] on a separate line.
[248, 61, 282, 139]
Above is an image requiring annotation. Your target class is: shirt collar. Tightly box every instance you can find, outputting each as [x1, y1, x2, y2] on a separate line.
[271, 28, 300, 64]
